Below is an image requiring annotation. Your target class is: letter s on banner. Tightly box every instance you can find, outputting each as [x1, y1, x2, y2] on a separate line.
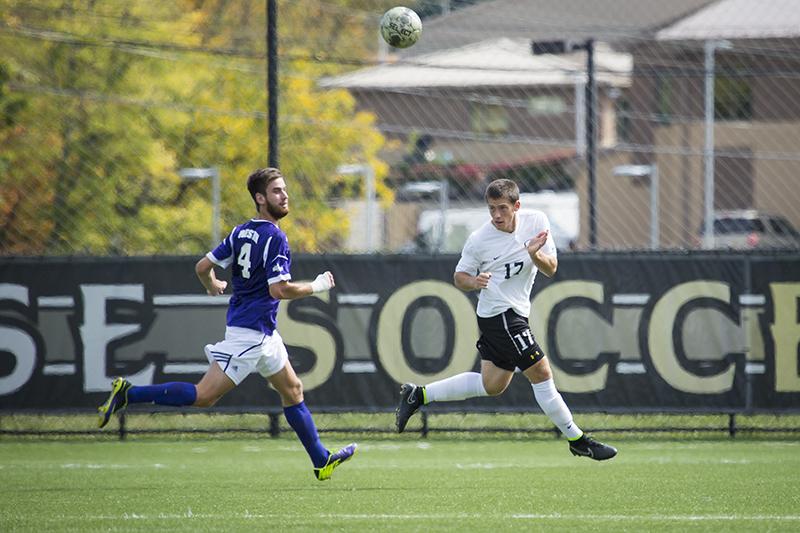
[277, 291, 336, 391]
[0, 325, 37, 396]
[377, 280, 479, 384]
[0, 284, 36, 395]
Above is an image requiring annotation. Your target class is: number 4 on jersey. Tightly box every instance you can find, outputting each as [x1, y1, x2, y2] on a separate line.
[238, 242, 252, 278]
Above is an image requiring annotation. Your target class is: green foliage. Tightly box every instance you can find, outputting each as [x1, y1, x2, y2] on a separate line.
[0, 0, 389, 254]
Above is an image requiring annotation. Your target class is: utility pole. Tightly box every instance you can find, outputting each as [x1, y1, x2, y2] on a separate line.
[585, 39, 597, 248]
[532, 39, 596, 247]
[267, 0, 278, 167]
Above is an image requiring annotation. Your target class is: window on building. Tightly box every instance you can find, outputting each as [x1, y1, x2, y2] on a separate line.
[715, 148, 753, 209]
[655, 77, 672, 124]
[715, 76, 752, 121]
[470, 103, 509, 135]
[527, 95, 567, 116]
[615, 98, 632, 143]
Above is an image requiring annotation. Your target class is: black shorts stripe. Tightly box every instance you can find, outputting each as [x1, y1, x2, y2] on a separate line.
[501, 312, 522, 357]
[476, 309, 545, 372]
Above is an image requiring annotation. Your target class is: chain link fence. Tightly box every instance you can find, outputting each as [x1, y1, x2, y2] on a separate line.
[2, 0, 799, 255]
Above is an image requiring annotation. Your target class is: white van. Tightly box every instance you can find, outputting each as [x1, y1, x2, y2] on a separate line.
[416, 191, 579, 252]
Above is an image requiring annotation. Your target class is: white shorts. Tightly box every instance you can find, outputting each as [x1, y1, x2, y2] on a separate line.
[204, 326, 288, 385]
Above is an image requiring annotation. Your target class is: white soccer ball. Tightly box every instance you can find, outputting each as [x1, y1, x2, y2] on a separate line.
[380, 6, 422, 49]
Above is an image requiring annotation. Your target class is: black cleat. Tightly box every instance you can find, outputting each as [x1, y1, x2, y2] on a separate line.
[395, 383, 423, 433]
[569, 434, 617, 461]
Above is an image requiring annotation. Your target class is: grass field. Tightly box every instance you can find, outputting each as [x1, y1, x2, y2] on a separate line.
[1, 435, 799, 532]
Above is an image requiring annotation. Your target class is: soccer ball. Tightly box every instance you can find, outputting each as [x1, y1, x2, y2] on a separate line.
[380, 6, 422, 49]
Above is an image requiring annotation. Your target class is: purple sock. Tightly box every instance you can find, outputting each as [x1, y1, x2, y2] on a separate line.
[127, 382, 197, 406]
[283, 401, 329, 468]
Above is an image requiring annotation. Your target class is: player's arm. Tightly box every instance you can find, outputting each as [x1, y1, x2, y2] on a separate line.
[453, 236, 491, 291]
[454, 271, 492, 291]
[526, 230, 558, 277]
[269, 271, 334, 300]
[195, 256, 228, 296]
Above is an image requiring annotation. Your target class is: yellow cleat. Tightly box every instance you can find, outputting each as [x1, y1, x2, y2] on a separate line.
[97, 377, 131, 429]
[314, 443, 357, 481]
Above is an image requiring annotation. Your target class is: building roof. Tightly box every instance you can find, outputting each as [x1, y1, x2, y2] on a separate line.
[320, 38, 631, 90]
[407, 0, 714, 56]
[656, 0, 800, 40]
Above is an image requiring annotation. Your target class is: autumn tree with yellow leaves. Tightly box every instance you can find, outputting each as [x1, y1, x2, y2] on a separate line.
[0, 0, 396, 255]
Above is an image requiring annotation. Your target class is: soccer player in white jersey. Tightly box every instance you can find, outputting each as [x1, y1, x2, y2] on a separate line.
[97, 167, 356, 480]
[396, 178, 616, 460]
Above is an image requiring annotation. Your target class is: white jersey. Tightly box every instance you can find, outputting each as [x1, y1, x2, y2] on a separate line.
[455, 210, 556, 318]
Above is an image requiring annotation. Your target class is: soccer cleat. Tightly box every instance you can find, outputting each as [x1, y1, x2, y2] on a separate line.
[395, 383, 423, 433]
[314, 443, 358, 481]
[97, 377, 132, 429]
[568, 434, 617, 461]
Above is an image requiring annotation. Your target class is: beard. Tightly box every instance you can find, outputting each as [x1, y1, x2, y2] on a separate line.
[266, 200, 289, 220]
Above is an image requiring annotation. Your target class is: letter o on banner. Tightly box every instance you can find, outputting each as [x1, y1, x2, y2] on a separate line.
[377, 280, 479, 384]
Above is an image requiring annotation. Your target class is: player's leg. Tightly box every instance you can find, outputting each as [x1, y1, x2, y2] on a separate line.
[268, 362, 356, 480]
[395, 362, 512, 433]
[523, 356, 581, 438]
[97, 377, 203, 429]
[97, 340, 242, 428]
[192, 362, 236, 406]
[396, 312, 518, 433]
[98, 364, 234, 428]
[523, 357, 617, 460]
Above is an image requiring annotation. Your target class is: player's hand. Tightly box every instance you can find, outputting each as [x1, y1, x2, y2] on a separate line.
[310, 271, 335, 293]
[474, 271, 492, 290]
[207, 280, 227, 296]
[526, 230, 549, 254]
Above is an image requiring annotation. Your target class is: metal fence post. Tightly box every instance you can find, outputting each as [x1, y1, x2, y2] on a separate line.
[118, 412, 127, 441]
[269, 412, 281, 438]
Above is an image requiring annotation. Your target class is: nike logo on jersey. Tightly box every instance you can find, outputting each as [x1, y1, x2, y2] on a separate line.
[492, 255, 500, 260]
[272, 264, 282, 273]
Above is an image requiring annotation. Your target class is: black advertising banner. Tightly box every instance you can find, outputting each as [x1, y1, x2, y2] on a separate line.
[1, 253, 799, 412]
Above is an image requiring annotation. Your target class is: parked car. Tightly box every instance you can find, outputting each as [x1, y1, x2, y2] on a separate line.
[414, 190, 579, 252]
[698, 210, 800, 249]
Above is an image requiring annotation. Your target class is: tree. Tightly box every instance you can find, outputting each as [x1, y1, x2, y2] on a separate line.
[0, 0, 391, 254]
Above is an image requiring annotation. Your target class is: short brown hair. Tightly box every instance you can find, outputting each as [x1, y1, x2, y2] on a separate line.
[247, 167, 283, 209]
[484, 178, 519, 204]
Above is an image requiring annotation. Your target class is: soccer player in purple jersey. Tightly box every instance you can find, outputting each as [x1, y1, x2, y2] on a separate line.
[97, 168, 356, 481]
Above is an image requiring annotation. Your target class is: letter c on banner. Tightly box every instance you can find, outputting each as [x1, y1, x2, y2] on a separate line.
[377, 280, 479, 384]
[530, 281, 609, 393]
[648, 281, 735, 394]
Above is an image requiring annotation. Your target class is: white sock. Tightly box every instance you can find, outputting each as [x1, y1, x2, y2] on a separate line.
[425, 372, 488, 403]
[532, 378, 583, 439]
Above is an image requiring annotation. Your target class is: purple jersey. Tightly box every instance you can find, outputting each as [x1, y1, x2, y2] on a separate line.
[206, 219, 291, 335]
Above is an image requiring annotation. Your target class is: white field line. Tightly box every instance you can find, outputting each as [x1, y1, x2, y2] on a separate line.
[17, 513, 800, 522]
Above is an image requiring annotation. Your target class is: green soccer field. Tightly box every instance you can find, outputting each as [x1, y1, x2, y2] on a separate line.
[1, 437, 798, 532]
